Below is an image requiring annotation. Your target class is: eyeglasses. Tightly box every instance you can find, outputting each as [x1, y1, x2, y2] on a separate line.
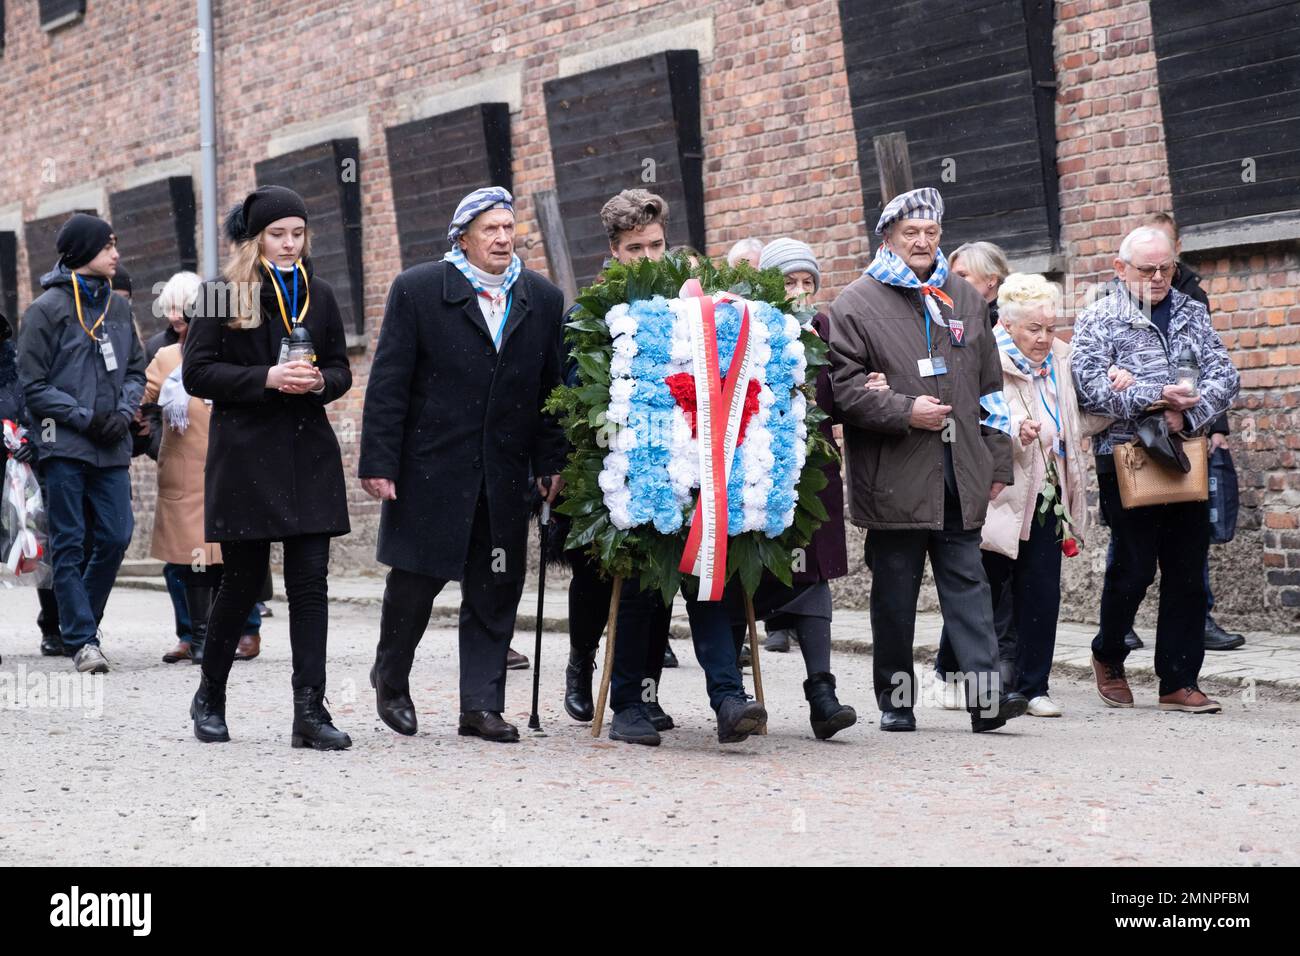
[1123, 260, 1176, 279]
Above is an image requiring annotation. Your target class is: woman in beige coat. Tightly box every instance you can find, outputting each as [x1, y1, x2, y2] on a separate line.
[977, 273, 1092, 717]
[145, 272, 258, 664]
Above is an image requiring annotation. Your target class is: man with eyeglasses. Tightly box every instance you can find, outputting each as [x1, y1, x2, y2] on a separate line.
[1071, 226, 1239, 714]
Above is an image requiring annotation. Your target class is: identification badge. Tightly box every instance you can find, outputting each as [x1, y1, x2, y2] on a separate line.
[918, 356, 948, 377]
[277, 337, 291, 365]
[948, 320, 966, 346]
[100, 339, 118, 372]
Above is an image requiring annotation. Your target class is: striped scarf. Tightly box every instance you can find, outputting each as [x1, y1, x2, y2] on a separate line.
[443, 245, 523, 304]
[864, 244, 952, 313]
[979, 325, 1047, 436]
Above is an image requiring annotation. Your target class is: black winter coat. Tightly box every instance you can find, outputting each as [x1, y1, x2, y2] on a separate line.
[182, 262, 352, 542]
[358, 261, 567, 582]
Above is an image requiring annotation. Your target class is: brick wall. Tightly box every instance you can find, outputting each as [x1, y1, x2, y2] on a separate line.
[2, 0, 1296, 626]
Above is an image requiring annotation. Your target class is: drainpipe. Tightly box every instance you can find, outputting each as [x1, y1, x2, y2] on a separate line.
[198, 0, 219, 278]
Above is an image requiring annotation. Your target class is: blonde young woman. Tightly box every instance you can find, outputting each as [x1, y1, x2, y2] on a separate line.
[182, 185, 352, 749]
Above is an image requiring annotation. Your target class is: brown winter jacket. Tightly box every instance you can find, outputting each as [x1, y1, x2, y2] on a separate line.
[827, 272, 1012, 531]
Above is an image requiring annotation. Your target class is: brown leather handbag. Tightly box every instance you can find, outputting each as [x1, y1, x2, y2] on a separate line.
[1114, 435, 1209, 508]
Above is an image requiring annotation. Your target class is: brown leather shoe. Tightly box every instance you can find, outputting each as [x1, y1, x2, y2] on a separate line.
[506, 647, 529, 670]
[1159, 687, 1222, 713]
[162, 640, 193, 664]
[458, 710, 519, 742]
[1092, 655, 1134, 707]
[234, 633, 261, 661]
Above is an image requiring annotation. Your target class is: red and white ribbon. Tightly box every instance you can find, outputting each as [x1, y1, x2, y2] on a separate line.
[676, 282, 757, 601]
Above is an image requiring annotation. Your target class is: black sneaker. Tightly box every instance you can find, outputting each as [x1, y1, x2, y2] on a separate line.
[662, 643, 679, 668]
[1123, 628, 1143, 651]
[608, 707, 661, 746]
[716, 696, 766, 743]
[644, 700, 675, 731]
[40, 633, 66, 657]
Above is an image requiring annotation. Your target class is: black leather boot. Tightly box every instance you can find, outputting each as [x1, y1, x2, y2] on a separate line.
[191, 673, 230, 743]
[292, 685, 352, 750]
[370, 661, 417, 736]
[563, 645, 597, 722]
[803, 672, 858, 740]
[185, 584, 213, 666]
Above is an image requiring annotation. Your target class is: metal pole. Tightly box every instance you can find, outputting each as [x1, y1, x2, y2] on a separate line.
[197, 0, 219, 279]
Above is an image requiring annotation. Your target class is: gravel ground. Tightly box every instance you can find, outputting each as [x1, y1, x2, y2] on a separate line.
[1, 586, 1296, 866]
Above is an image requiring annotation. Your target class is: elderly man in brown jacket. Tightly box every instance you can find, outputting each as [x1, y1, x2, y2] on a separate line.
[828, 187, 1027, 733]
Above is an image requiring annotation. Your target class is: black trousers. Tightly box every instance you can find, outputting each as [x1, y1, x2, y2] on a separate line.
[202, 534, 331, 689]
[866, 489, 1000, 712]
[937, 498, 1062, 698]
[569, 550, 671, 695]
[608, 579, 675, 713]
[376, 493, 525, 713]
[1093, 467, 1208, 695]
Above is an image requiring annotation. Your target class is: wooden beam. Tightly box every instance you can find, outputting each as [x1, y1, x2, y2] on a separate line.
[873, 132, 913, 204]
[533, 188, 578, 303]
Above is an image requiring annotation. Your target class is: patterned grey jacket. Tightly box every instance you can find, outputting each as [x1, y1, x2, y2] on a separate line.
[1070, 287, 1239, 456]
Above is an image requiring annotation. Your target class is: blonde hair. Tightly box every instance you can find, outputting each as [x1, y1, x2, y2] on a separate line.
[157, 271, 203, 318]
[222, 228, 311, 329]
[997, 272, 1061, 325]
[950, 241, 1011, 283]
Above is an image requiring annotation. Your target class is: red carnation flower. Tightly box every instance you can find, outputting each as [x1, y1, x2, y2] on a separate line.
[1061, 537, 1079, 558]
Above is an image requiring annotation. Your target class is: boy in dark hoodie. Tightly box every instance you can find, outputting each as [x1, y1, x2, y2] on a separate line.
[17, 214, 146, 673]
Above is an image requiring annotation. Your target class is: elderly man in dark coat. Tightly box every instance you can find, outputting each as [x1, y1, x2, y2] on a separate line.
[359, 187, 566, 743]
[828, 187, 1027, 734]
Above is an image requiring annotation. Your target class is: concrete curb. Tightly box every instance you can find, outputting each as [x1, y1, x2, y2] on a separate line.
[113, 576, 1299, 700]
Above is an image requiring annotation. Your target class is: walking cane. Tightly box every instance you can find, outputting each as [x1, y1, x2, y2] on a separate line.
[590, 577, 623, 738]
[743, 592, 767, 734]
[527, 481, 551, 734]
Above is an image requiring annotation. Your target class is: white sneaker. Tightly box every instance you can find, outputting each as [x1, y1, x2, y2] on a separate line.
[73, 644, 109, 674]
[932, 672, 964, 711]
[1027, 695, 1062, 717]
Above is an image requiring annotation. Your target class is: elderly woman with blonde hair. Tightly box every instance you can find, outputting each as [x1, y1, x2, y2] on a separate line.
[976, 273, 1092, 716]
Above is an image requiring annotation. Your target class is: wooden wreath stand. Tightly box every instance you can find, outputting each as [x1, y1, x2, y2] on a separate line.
[591, 578, 766, 737]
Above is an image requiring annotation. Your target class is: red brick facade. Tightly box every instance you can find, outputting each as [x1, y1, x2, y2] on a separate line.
[1, 0, 1295, 625]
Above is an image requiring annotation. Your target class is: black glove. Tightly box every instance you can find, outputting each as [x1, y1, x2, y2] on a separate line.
[11, 440, 36, 464]
[88, 411, 129, 447]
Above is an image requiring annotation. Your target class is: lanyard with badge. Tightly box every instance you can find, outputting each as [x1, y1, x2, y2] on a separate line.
[1034, 358, 1065, 459]
[73, 274, 117, 371]
[917, 296, 948, 378]
[260, 257, 312, 363]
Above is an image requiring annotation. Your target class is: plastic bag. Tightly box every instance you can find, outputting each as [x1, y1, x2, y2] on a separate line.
[1, 419, 51, 588]
[1208, 446, 1239, 544]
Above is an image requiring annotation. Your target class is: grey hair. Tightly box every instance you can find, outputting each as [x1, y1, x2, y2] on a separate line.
[156, 270, 203, 318]
[1119, 226, 1174, 262]
[726, 238, 764, 266]
[950, 241, 1011, 282]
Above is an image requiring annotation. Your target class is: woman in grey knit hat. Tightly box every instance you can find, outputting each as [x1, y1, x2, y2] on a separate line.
[760, 237, 821, 313]
[724, 238, 857, 739]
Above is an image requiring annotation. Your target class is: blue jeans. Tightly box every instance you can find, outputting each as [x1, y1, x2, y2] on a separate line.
[43, 460, 133, 650]
[163, 562, 262, 643]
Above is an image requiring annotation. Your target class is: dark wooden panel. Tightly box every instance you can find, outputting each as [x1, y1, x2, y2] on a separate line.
[108, 177, 197, 339]
[384, 103, 511, 270]
[38, 0, 84, 28]
[255, 139, 364, 336]
[1151, 0, 1300, 229]
[0, 232, 17, 326]
[24, 209, 96, 299]
[837, 0, 1058, 256]
[544, 50, 703, 286]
